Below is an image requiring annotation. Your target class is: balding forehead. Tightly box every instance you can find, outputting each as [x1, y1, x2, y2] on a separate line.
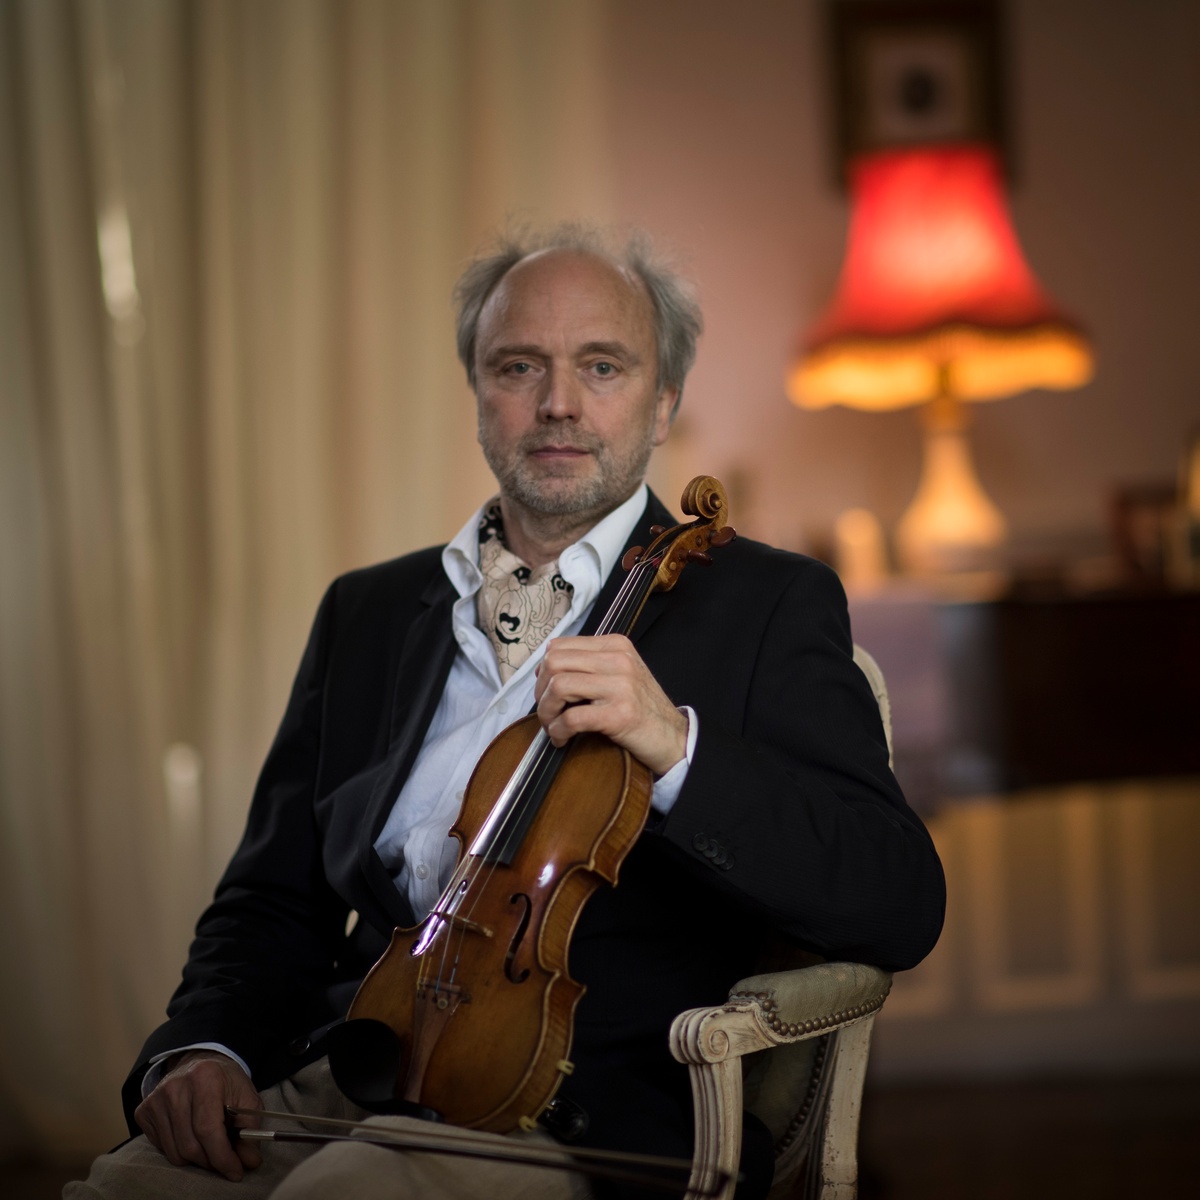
[473, 246, 660, 376]
[500, 248, 652, 310]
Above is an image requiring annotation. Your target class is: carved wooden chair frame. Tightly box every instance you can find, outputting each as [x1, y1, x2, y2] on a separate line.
[670, 646, 895, 1200]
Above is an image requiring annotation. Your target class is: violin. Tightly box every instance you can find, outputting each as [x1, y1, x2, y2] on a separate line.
[326, 476, 736, 1135]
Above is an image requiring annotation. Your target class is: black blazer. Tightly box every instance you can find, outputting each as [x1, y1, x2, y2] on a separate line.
[124, 492, 944, 1177]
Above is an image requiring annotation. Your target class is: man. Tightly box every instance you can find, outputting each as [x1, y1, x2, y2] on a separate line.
[69, 227, 944, 1200]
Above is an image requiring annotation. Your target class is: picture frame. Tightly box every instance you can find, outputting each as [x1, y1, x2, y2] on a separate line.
[1109, 482, 1180, 587]
[827, 0, 1009, 184]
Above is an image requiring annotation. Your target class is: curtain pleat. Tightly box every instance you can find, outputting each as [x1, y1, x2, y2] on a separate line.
[0, 0, 611, 1156]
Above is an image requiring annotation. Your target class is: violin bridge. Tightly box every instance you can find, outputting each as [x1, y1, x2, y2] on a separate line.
[415, 980, 471, 1011]
[429, 909, 494, 938]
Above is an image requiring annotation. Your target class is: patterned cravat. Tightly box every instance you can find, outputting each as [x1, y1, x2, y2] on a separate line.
[476, 501, 574, 682]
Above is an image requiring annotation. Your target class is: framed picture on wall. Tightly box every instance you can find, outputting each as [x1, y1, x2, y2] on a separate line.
[827, 0, 1009, 181]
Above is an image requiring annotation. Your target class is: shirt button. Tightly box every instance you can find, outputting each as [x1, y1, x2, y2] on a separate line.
[456, 790, 465, 802]
[414, 863, 429, 880]
[496, 699, 508, 714]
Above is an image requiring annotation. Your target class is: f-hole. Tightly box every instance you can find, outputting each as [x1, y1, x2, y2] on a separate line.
[504, 893, 532, 983]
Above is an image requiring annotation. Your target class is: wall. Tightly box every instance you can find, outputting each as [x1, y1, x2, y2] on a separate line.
[602, 0, 1200, 1080]
[607, 0, 1200, 562]
[873, 780, 1200, 1081]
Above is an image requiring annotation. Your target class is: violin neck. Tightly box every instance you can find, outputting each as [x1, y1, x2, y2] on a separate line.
[458, 556, 661, 871]
[594, 558, 660, 640]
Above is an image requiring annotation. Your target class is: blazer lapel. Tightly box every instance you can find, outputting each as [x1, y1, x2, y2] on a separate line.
[386, 571, 459, 748]
[358, 570, 459, 924]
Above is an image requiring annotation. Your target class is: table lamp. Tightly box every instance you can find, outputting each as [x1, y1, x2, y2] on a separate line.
[788, 144, 1094, 574]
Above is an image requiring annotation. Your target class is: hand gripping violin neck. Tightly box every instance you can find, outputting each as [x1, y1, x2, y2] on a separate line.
[328, 476, 736, 1135]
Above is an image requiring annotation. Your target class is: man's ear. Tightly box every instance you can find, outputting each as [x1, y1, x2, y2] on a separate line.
[654, 386, 680, 444]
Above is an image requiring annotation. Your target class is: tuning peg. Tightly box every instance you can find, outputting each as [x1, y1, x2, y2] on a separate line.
[621, 546, 644, 571]
[710, 526, 737, 547]
[649, 525, 668, 536]
[686, 550, 713, 566]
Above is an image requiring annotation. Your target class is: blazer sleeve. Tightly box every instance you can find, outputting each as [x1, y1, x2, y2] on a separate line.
[654, 559, 945, 972]
[121, 581, 349, 1127]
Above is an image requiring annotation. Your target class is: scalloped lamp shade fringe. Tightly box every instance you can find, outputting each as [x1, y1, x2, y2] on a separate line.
[789, 145, 1094, 412]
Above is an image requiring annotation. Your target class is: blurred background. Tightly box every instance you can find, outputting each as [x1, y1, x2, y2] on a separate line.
[1, 0, 1196, 1196]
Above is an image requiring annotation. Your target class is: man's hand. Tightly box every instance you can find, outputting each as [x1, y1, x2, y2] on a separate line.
[134, 1050, 263, 1181]
[534, 634, 687, 776]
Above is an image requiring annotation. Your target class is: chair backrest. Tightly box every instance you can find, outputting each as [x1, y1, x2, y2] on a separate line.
[742, 645, 894, 1196]
[852, 643, 893, 769]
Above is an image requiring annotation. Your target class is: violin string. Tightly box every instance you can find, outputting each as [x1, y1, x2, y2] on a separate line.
[397, 541, 689, 1107]
[424, 526, 676, 963]
[353, 516, 727, 1119]
[436, 739, 553, 988]
[604, 552, 664, 634]
[426, 714, 569, 988]
[465, 556, 658, 871]
[440, 558, 661, 974]
[419, 556, 662, 997]
[421, 553, 661, 997]
[462, 556, 655, 877]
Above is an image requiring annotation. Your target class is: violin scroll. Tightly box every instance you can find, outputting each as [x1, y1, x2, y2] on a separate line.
[681, 475, 729, 524]
[620, 477, 736, 578]
[643, 475, 737, 592]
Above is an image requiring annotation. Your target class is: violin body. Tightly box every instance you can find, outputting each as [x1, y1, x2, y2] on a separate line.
[331, 475, 732, 1135]
[346, 716, 653, 1131]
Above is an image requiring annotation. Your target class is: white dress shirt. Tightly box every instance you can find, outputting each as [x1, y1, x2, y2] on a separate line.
[374, 483, 695, 920]
[144, 484, 697, 1092]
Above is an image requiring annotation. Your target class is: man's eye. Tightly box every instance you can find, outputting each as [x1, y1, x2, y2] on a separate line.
[506, 362, 532, 375]
[592, 362, 616, 376]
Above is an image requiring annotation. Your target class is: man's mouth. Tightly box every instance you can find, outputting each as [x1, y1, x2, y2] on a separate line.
[527, 445, 591, 459]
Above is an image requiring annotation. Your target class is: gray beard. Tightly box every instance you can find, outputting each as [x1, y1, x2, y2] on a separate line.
[480, 429, 656, 521]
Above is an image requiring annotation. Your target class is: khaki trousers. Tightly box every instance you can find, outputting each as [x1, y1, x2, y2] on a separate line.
[65, 1058, 591, 1200]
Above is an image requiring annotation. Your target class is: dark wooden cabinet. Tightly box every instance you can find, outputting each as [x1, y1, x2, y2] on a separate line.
[850, 589, 1200, 801]
[972, 591, 1200, 789]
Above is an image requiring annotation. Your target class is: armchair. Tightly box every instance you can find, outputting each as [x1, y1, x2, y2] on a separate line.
[670, 647, 895, 1200]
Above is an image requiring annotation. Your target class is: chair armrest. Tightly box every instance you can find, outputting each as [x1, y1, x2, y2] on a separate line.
[727, 962, 892, 1043]
[669, 963, 892, 1200]
[671, 962, 892, 1067]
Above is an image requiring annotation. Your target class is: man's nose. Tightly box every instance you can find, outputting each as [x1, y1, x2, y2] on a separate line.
[538, 368, 583, 421]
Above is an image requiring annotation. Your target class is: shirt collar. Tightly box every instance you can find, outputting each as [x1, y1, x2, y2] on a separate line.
[442, 484, 650, 602]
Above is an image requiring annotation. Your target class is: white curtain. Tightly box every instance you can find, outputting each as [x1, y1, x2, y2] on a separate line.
[0, 0, 611, 1157]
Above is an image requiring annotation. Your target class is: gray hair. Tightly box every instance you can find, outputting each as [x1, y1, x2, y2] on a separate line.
[452, 223, 703, 405]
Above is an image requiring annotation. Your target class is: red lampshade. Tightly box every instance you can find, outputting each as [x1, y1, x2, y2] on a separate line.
[790, 145, 1094, 410]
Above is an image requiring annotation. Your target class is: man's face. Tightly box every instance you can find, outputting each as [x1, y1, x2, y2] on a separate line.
[473, 250, 677, 525]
